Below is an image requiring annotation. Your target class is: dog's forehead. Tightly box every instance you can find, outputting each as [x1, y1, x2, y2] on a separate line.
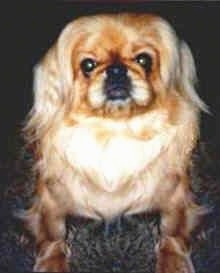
[73, 14, 166, 58]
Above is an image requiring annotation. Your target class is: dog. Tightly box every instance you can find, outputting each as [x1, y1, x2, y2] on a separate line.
[23, 13, 207, 272]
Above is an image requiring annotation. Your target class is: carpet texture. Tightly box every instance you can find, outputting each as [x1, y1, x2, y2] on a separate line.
[0, 142, 219, 273]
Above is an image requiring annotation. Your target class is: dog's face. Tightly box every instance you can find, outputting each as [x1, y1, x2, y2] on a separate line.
[53, 13, 205, 121]
[65, 14, 177, 119]
[29, 13, 207, 137]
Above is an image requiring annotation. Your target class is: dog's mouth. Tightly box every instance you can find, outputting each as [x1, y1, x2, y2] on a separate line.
[87, 82, 152, 118]
[104, 84, 133, 113]
[104, 77, 132, 102]
[105, 88, 131, 102]
[87, 65, 152, 117]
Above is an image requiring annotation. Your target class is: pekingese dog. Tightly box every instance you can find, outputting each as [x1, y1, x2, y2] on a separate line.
[23, 13, 207, 272]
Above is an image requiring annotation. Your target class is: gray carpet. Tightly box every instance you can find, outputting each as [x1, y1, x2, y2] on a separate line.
[0, 142, 219, 273]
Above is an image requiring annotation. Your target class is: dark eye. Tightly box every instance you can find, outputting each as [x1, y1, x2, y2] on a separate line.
[80, 58, 97, 76]
[135, 53, 152, 73]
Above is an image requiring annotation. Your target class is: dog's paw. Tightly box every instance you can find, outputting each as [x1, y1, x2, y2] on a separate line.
[156, 237, 195, 273]
[34, 240, 70, 272]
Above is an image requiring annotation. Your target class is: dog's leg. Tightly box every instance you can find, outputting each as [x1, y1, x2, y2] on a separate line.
[34, 239, 70, 272]
[156, 185, 198, 273]
[24, 183, 70, 272]
[156, 236, 194, 273]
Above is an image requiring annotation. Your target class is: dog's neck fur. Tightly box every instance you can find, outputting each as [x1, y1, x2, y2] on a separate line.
[35, 99, 198, 219]
[54, 109, 175, 192]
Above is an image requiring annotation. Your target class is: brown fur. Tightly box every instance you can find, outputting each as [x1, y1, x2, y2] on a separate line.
[23, 13, 206, 272]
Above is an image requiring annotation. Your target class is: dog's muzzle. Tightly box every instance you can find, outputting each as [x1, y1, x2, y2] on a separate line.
[104, 63, 132, 101]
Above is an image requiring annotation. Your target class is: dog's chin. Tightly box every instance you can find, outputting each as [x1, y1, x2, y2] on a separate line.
[103, 98, 133, 118]
[88, 97, 151, 119]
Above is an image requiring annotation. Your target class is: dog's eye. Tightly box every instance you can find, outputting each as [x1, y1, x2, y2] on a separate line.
[135, 53, 152, 73]
[80, 58, 97, 76]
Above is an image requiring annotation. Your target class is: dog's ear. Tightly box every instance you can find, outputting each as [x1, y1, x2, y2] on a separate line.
[24, 47, 65, 143]
[178, 41, 208, 112]
[24, 22, 80, 143]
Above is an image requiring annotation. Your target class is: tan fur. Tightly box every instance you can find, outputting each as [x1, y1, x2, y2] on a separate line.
[23, 13, 206, 272]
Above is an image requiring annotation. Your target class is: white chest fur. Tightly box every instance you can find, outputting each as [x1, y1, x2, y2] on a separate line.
[54, 114, 176, 193]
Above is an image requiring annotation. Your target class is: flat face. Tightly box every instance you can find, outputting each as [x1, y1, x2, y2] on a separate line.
[68, 13, 176, 119]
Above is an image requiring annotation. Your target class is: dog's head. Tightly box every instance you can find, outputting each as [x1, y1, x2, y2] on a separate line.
[26, 13, 207, 141]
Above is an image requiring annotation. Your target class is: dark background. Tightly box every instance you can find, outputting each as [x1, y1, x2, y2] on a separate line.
[1, 2, 220, 272]
[1, 1, 220, 163]
[0, 0, 220, 161]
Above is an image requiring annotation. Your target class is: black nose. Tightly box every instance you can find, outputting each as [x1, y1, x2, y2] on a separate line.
[106, 63, 127, 79]
[105, 62, 131, 101]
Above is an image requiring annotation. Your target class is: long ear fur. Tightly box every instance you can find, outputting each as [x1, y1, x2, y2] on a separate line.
[23, 21, 80, 145]
[179, 41, 208, 113]
[23, 47, 65, 145]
